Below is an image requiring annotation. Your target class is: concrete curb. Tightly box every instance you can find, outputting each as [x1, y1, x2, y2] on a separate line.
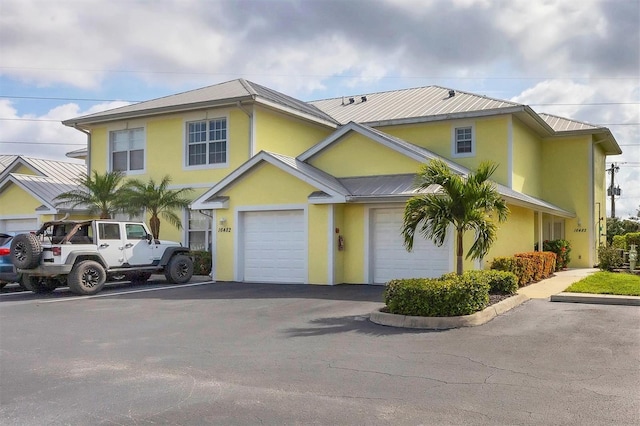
[369, 294, 530, 330]
[550, 292, 640, 306]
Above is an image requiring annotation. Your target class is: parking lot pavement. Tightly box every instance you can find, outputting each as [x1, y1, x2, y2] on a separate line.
[1, 282, 639, 425]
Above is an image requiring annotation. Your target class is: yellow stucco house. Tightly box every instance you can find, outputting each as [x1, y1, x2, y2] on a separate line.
[0, 156, 88, 233]
[61, 79, 621, 284]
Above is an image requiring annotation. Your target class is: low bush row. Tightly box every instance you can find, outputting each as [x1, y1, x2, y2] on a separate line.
[384, 270, 518, 317]
[491, 252, 556, 286]
[612, 232, 640, 250]
[190, 250, 212, 275]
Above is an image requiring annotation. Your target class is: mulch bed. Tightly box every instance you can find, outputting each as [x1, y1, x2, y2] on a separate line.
[488, 293, 515, 306]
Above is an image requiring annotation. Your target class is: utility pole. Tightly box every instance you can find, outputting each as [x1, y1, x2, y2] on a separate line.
[606, 163, 621, 218]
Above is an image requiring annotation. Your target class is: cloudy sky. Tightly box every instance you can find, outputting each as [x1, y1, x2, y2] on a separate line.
[1, 0, 639, 217]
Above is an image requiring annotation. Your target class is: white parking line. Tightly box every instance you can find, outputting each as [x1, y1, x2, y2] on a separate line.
[38, 281, 215, 303]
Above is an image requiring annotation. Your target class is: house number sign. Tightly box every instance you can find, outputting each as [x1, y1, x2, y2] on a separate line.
[573, 228, 587, 233]
[218, 227, 232, 233]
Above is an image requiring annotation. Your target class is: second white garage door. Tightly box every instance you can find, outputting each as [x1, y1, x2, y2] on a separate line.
[241, 210, 306, 283]
[371, 208, 451, 284]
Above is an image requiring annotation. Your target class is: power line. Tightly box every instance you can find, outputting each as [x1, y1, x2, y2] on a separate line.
[0, 141, 85, 146]
[0, 95, 140, 103]
[2, 66, 639, 80]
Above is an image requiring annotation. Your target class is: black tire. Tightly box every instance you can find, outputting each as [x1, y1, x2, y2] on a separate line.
[21, 275, 58, 294]
[10, 234, 43, 269]
[164, 254, 193, 284]
[130, 272, 152, 284]
[67, 260, 106, 295]
[0, 282, 6, 290]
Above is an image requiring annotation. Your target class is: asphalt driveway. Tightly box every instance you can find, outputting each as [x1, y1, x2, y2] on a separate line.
[1, 280, 639, 425]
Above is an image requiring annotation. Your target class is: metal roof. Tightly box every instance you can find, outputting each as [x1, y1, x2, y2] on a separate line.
[309, 86, 522, 125]
[538, 113, 601, 132]
[4, 174, 81, 210]
[0, 156, 85, 183]
[64, 79, 338, 127]
[0, 155, 18, 171]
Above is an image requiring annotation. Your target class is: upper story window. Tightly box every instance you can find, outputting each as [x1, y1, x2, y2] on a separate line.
[110, 128, 145, 172]
[452, 124, 475, 157]
[186, 118, 227, 167]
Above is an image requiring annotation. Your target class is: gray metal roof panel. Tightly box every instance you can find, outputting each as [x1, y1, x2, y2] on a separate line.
[538, 113, 601, 132]
[309, 86, 522, 125]
[266, 151, 349, 195]
[0, 156, 85, 183]
[64, 79, 338, 126]
[9, 174, 81, 208]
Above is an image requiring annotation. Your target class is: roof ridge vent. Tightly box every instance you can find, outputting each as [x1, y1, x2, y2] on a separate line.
[448, 89, 455, 98]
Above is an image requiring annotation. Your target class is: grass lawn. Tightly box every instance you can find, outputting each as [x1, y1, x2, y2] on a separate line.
[565, 271, 640, 296]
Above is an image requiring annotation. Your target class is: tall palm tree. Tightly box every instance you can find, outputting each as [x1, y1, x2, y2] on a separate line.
[402, 159, 509, 275]
[54, 170, 127, 219]
[121, 175, 193, 239]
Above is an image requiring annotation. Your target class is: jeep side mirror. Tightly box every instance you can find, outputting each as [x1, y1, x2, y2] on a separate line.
[146, 234, 153, 244]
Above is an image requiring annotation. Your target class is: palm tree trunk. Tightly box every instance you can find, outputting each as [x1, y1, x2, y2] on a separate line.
[150, 215, 160, 240]
[456, 229, 464, 275]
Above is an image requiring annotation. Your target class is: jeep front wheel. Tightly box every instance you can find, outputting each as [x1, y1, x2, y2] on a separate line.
[21, 275, 58, 294]
[68, 260, 106, 295]
[164, 254, 193, 284]
[10, 234, 43, 269]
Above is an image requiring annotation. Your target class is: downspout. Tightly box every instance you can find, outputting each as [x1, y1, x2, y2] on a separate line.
[236, 101, 255, 157]
[72, 125, 92, 175]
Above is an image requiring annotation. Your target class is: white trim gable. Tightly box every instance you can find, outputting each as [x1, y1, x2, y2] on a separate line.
[0, 176, 57, 214]
[190, 151, 348, 210]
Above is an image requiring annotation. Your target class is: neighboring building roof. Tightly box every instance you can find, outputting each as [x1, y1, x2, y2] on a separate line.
[0, 156, 86, 214]
[309, 85, 523, 126]
[0, 156, 85, 183]
[1, 174, 81, 212]
[66, 147, 88, 160]
[63, 79, 339, 128]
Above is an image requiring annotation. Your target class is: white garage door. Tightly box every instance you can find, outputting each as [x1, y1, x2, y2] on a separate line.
[242, 210, 306, 283]
[371, 208, 451, 284]
[1, 218, 38, 234]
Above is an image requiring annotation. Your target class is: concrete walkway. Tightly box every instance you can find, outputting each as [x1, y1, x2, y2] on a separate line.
[517, 268, 598, 299]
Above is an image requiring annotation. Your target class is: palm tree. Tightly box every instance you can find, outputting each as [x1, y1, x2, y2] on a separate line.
[402, 159, 509, 275]
[54, 170, 127, 219]
[121, 175, 193, 239]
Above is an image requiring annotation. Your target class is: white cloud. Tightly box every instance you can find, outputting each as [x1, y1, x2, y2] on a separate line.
[0, 100, 130, 160]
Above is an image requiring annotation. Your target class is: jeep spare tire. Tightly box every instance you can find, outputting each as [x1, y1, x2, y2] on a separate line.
[10, 233, 43, 269]
[164, 254, 194, 284]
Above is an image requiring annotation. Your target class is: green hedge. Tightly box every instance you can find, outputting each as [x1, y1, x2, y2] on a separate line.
[190, 250, 212, 275]
[612, 235, 626, 249]
[384, 273, 490, 317]
[597, 245, 623, 271]
[627, 232, 640, 249]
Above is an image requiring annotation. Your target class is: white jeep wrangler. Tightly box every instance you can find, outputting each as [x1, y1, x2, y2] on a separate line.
[10, 220, 194, 295]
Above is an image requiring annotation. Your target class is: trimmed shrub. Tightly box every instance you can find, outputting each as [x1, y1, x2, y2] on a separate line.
[483, 270, 518, 294]
[491, 256, 534, 287]
[597, 245, 623, 271]
[542, 239, 571, 270]
[190, 250, 212, 275]
[384, 274, 490, 317]
[612, 235, 627, 250]
[515, 252, 556, 281]
[627, 232, 640, 249]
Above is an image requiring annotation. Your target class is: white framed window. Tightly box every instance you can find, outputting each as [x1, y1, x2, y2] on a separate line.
[187, 210, 212, 251]
[110, 128, 145, 172]
[452, 124, 475, 157]
[186, 118, 228, 167]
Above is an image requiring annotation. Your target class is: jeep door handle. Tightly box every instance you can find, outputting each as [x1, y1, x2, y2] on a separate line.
[100, 243, 109, 248]
[124, 243, 134, 248]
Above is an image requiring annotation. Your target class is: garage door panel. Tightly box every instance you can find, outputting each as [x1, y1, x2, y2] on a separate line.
[242, 210, 306, 283]
[372, 208, 451, 284]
